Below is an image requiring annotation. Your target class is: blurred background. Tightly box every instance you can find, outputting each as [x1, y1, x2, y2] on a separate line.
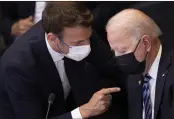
[0, 1, 174, 56]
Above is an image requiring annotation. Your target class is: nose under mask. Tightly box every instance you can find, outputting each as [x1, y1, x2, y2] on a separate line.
[64, 45, 91, 61]
[115, 52, 146, 74]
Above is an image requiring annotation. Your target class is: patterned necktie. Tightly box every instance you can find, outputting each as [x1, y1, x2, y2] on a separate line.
[143, 74, 152, 119]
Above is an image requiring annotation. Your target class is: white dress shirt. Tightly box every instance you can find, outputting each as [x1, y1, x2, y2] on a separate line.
[45, 34, 83, 119]
[34, 2, 46, 23]
[143, 45, 162, 119]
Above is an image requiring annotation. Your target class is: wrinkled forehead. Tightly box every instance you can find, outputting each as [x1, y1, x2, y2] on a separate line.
[107, 29, 137, 50]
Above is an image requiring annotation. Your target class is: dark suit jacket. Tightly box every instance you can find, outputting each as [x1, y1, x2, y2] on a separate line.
[0, 21, 127, 119]
[127, 42, 174, 119]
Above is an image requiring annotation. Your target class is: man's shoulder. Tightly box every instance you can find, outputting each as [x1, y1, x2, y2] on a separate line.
[162, 46, 174, 61]
[18, 21, 44, 42]
[0, 22, 44, 70]
[0, 42, 36, 72]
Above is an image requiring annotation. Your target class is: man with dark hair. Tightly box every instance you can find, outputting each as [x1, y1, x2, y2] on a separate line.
[0, 2, 123, 119]
[0, 1, 100, 49]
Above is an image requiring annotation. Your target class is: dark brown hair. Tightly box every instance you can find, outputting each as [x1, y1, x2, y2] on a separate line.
[42, 2, 93, 34]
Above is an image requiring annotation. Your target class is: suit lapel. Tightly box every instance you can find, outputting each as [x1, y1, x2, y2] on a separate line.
[31, 22, 65, 103]
[127, 75, 143, 119]
[64, 58, 91, 106]
[154, 47, 171, 118]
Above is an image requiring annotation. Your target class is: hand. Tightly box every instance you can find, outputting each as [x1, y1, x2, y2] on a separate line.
[11, 16, 34, 36]
[79, 87, 121, 118]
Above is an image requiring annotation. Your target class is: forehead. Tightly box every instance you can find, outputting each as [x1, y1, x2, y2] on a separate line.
[63, 27, 91, 38]
[107, 29, 133, 49]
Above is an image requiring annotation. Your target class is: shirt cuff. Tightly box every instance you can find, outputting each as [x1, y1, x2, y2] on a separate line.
[71, 107, 83, 119]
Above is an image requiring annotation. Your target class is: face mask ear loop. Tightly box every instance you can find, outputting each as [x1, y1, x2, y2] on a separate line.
[54, 33, 71, 55]
[56, 43, 65, 55]
[133, 37, 149, 63]
[53, 36, 66, 55]
[134, 37, 149, 60]
[59, 39, 71, 48]
[144, 50, 149, 61]
[138, 37, 149, 61]
[134, 38, 142, 53]
[54, 33, 71, 48]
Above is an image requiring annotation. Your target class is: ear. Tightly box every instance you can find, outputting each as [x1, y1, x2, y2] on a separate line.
[47, 33, 60, 44]
[141, 35, 151, 52]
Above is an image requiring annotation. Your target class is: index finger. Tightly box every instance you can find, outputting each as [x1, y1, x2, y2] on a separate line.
[100, 87, 121, 95]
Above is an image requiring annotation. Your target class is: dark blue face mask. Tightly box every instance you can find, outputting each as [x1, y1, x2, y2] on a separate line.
[112, 39, 147, 75]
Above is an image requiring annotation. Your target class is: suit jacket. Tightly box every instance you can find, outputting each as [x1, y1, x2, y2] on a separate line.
[127, 43, 174, 119]
[0, 21, 127, 119]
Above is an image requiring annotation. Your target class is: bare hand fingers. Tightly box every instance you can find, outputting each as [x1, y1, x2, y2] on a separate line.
[101, 94, 112, 101]
[99, 87, 121, 95]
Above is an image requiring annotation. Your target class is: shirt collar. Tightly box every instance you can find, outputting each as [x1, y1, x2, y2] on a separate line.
[45, 33, 64, 62]
[148, 45, 162, 80]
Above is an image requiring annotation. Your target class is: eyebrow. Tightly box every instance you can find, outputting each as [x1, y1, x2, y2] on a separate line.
[74, 36, 90, 42]
[75, 39, 89, 44]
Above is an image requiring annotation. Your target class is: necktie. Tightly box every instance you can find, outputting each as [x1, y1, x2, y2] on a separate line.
[56, 59, 70, 99]
[143, 74, 152, 119]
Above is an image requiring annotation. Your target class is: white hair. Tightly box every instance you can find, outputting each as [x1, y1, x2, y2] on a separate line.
[106, 9, 162, 42]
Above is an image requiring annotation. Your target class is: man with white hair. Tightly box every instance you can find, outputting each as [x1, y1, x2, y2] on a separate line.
[106, 9, 174, 119]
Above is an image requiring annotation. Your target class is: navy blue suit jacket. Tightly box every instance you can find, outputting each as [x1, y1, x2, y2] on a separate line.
[127, 43, 174, 119]
[0, 21, 127, 119]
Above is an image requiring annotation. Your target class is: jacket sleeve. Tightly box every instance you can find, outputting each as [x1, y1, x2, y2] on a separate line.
[3, 64, 72, 119]
[87, 31, 123, 76]
[87, 31, 114, 66]
[50, 113, 72, 119]
[87, 31, 127, 88]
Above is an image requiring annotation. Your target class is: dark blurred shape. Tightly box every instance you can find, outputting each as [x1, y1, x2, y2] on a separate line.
[0, 3, 6, 56]
[92, 1, 136, 46]
[0, 1, 35, 48]
[130, 1, 174, 50]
